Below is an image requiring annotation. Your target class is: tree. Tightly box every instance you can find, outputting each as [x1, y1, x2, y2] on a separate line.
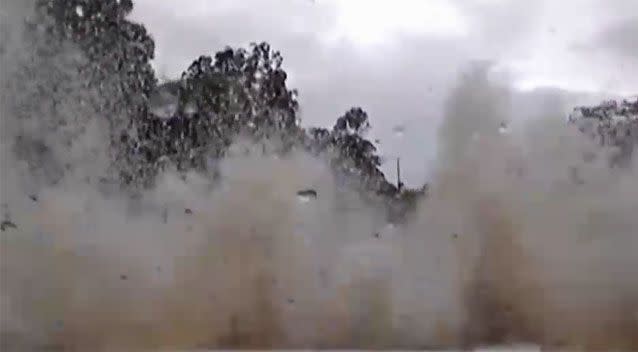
[570, 98, 638, 168]
[136, 42, 302, 177]
[303, 107, 428, 222]
[179, 42, 299, 135]
[16, 0, 420, 211]
[331, 108, 382, 178]
[2, 0, 155, 188]
[304, 107, 399, 197]
[12, 0, 159, 188]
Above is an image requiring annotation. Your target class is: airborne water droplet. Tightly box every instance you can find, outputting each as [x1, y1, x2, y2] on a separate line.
[392, 125, 405, 137]
[296, 189, 317, 203]
[149, 84, 179, 119]
[498, 121, 509, 134]
[184, 102, 198, 115]
[75, 5, 84, 17]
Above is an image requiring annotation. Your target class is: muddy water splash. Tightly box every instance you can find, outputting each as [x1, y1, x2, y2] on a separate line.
[428, 68, 638, 349]
[2, 2, 638, 351]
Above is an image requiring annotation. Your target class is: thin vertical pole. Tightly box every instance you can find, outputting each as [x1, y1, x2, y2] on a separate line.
[396, 157, 402, 192]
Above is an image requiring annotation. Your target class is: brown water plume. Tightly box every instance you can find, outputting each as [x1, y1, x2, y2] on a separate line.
[1, 2, 638, 350]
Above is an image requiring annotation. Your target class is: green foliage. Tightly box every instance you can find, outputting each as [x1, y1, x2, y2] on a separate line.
[32, 0, 157, 187]
[305, 107, 393, 195]
[134, 42, 302, 177]
[570, 98, 638, 168]
[179, 42, 299, 134]
[15, 0, 427, 211]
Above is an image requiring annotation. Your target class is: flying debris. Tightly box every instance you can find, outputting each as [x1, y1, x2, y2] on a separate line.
[1, 220, 17, 231]
[296, 189, 317, 203]
[392, 124, 405, 137]
[498, 121, 509, 134]
[184, 208, 193, 215]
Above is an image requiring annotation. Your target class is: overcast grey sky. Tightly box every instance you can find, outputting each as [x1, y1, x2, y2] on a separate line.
[130, 0, 637, 185]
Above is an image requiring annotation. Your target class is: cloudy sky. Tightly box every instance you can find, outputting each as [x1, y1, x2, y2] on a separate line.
[130, 0, 637, 185]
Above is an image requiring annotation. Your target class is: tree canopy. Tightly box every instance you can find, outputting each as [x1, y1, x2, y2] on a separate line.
[15, 0, 417, 205]
[13, 0, 635, 222]
[570, 98, 638, 168]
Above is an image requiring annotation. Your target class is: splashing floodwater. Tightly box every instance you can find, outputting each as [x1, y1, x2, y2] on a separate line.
[1, 1, 638, 351]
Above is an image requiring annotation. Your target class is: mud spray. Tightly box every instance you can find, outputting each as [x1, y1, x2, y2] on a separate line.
[1, 1, 637, 351]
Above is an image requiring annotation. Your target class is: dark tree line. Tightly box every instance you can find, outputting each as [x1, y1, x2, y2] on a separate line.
[6, 0, 157, 186]
[147, 52, 409, 199]
[139, 42, 303, 176]
[570, 98, 638, 168]
[13, 0, 423, 209]
[22, 0, 635, 220]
